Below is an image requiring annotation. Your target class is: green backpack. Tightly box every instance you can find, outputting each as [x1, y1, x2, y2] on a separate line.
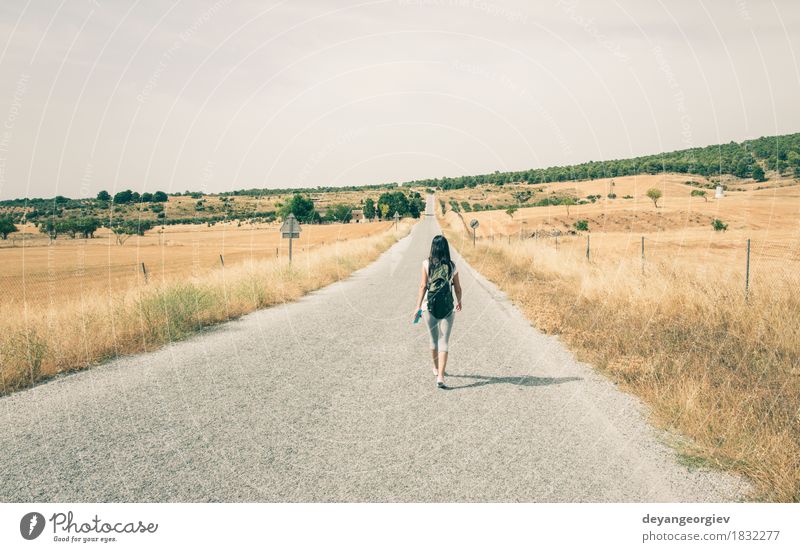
[427, 261, 454, 319]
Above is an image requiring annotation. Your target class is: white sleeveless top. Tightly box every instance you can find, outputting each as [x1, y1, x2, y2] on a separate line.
[422, 259, 457, 311]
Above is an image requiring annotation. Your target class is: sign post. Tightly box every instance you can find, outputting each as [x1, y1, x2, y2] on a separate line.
[393, 211, 400, 230]
[280, 213, 301, 264]
[470, 219, 479, 246]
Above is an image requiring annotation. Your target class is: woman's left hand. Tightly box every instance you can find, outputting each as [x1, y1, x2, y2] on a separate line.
[456, 301, 462, 312]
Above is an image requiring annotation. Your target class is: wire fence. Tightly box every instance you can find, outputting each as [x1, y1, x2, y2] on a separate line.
[470, 227, 800, 298]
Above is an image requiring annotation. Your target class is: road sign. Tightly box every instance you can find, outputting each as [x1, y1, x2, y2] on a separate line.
[280, 214, 301, 263]
[280, 214, 301, 238]
[470, 219, 479, 229]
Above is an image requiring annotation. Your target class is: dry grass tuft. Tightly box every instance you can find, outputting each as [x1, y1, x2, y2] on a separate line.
[1, 223, 410, 395]
[442, 214, 800, 502]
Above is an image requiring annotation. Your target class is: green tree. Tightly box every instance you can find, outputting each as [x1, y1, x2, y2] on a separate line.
[380, 203, 389, 219]
[691, 189, 707, 202]
[574, 219, 589, 232]
[563, 197, 576, 216]
[153, 191, 168, 202]
[376, 191, 410, 219]
[96, 190, 111, 201]
[74, 217, 100, 238]
[39, 219, 59, 240]
[712, 219, 728, 232]
[752, 164, 766, 182]
[113, 189, 134, 204]
[328, 204, 353, 223]
[140, 192, 154, 203]
[505, 205, 518, 218]
[0, 217, 18, 239]
[112, 220, 153, 244]
[646, 188, 662, 208]
[280, 193, 318, 222]
[363, 198, 375, 219]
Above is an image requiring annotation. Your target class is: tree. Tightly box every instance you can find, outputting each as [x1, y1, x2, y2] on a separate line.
[752, 164, 766, 182]
[96, 190, 111, 201]
[279, 193, 317, 222]
[505, 205, 518, 218]
[73, 217, 100, 238]
[153, 191, 168, 202]
[0, 217, 18, 239]
[711, 219, 728, 232]
[646, 188, 662, 208]
[376, 191, 410, 219]
[112, 220, 153, 244]
[408, 192, 423, 218]
[563, 197, 576, 216]
[363, 198, 375, 219]
[328, 204, 353, 223]
[39, 220, 59, 240]
[574, 219, 589, 232]
[140, 192, 153, 203]
[380, 203, 389, 219]
[113, 189, 134, 204]
[691, 189, 707, 202]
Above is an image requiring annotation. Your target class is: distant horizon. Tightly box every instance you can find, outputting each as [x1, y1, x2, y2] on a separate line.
[2, 128, 795, 202]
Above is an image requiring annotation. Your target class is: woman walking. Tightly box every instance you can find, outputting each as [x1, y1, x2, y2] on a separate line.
[413, 235, 462, 389]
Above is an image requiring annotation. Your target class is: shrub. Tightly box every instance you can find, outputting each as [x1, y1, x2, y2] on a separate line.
[712, 219, 728, 232]
[607, 193, 617, 199]
[574, 219, 589, 232]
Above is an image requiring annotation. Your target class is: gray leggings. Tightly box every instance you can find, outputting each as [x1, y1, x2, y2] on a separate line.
[425, 310, 455, 352]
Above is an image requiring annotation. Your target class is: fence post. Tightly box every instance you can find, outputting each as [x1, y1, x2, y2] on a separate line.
[745, 238, 751, 299]
[219, 254, 224, 267]
[586, 235, 590, 261]
[141, 262, 148, 283]
[472, 228, 476, 247]
[555, 234, 559, 249]
[641, 236, 645, 274]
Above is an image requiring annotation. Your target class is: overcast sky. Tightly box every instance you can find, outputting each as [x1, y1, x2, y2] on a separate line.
[0, 0, 798, 200]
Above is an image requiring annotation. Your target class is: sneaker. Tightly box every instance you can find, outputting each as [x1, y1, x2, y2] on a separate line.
[437, 380, 447, 389]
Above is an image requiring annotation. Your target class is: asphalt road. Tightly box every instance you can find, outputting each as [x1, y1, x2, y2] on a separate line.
[0, 202, 747, 501]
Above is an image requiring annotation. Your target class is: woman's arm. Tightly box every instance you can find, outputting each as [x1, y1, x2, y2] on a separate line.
[453, 272, 463, 311]
[413, 264, 428, 317]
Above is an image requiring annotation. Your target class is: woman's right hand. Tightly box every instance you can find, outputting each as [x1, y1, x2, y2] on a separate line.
[412, 308, 421, 322]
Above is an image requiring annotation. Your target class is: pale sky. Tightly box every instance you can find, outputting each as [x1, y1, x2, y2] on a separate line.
[0, 0, 798, 200]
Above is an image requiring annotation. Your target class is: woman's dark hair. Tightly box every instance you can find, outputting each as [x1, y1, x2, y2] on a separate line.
[428, 235, 454, 277]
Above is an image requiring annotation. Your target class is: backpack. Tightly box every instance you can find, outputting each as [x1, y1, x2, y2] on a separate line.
[427, 261, 454, 319]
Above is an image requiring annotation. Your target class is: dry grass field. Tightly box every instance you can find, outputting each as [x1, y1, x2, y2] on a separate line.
[444, 173, 800, 281]
[0, 220, 410, 395]
[439, 177, 800, 501]
[1, 220, 393, 306]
